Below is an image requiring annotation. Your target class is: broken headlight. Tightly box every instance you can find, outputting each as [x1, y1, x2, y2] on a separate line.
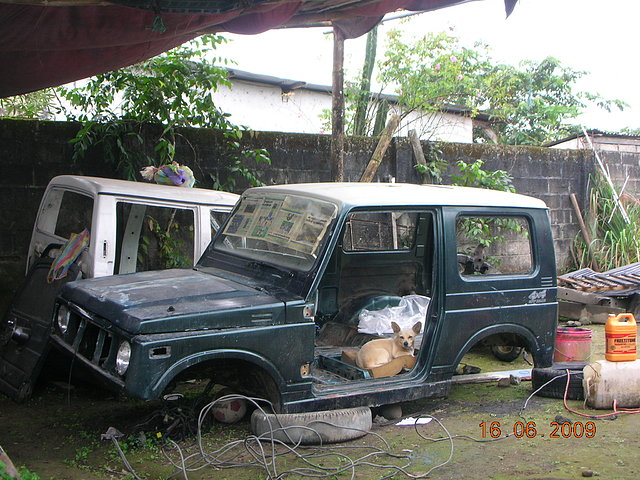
[115, 341, 131, 376]
[56, 304, 70, 334]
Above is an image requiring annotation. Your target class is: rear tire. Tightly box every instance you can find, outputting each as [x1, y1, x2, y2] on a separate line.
[491, 345, 523, 362]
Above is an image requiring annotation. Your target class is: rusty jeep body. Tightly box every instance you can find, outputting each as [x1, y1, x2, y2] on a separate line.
[48, 182, 557, 412]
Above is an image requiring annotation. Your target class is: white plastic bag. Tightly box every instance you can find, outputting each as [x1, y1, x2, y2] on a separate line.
[357, 295, 430, 335]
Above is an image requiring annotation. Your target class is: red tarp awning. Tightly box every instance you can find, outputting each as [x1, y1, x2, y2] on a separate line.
[0, 0, 517, 97]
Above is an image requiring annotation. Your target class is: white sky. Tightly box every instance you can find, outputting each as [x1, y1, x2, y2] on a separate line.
[216, 0, 639, 133]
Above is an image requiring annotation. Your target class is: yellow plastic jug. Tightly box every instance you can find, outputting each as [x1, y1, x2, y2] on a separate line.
[605, 313, 637, 362]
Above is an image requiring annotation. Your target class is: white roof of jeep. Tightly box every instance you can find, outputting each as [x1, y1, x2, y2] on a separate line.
[246, 183, 547, 209]
[49, 175, 239, 206]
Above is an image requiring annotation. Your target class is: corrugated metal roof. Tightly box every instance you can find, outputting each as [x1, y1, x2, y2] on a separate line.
[559, 262, 640, 292]
[544, 129, 640, 148]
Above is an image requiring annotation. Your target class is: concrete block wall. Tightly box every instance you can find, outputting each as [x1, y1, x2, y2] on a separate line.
[1, 118, 638, 311]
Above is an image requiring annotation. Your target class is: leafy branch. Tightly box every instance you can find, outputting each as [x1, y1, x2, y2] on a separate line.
[57, 34, 270, 190]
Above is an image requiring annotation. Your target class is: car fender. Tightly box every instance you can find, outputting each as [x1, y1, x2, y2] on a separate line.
[145, 348, 287, 398]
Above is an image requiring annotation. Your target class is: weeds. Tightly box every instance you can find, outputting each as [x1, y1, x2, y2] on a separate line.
[573, 173, 640, 271]
[0, 462, 40, 480]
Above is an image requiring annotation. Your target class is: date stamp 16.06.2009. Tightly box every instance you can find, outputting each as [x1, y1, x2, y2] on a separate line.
[479, 421, 596, 439]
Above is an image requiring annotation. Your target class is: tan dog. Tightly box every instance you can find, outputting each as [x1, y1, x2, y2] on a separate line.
[356, 321, 422, 369]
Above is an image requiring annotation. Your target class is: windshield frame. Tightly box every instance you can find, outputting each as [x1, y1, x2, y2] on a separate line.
[207, 192, 339, 273]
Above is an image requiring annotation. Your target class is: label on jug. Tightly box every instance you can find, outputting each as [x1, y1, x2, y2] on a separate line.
[607, 333, 637, 354]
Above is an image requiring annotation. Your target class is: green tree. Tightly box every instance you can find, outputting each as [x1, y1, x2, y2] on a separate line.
[374, 30, 625, 145]
[58, 34, 269, 190]
[478, 58, 625, 145]
[0, 89, 57, 119]
[353, 26, 378, 136]
[620, 127, 640, 136]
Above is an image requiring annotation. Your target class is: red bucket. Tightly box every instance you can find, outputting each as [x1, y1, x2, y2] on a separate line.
[554, 327, 592, 362]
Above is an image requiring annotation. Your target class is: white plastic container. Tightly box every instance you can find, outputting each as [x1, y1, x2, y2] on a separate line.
[583, 359, 640, 409]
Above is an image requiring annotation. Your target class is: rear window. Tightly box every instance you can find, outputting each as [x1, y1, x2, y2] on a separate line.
[456, 215, 532, 276]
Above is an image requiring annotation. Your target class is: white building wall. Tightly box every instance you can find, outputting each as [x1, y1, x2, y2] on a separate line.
[550, 136, 640, 153]
[213, 78, 473, 142]
[213, 81, 332, 134]
[394, 106, 473, 143]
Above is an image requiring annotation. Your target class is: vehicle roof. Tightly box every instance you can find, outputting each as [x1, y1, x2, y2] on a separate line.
[245, 182, 548, 209]
[49, 175, 239, 206]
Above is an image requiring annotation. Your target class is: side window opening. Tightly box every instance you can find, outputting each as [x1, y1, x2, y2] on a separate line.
[42, 190, 93, 240]
[318, 210, 428, 331]
[210, 210, 229, 238]
[456, 215, 532, 276]
[343, 212, 418, 252]
[115, 203, 195, 273]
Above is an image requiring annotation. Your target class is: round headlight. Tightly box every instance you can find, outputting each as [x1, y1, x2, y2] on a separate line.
[115, 341, 131, 376]
[56, 305, 70, 334]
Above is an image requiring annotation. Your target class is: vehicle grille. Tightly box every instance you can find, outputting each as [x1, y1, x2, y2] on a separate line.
[59, 310, 119, 374]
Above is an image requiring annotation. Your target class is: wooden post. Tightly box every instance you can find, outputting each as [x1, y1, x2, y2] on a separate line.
[408, 129, 429, 184]
[582, 126, 629, 223]
[570, 193, 600, 271]
[360, 113, 400, 182]
[0, 446, 20, 480]
[330, 26, 345, 182]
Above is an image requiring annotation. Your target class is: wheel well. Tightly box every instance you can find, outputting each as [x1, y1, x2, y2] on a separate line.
[166, 358, 281, 409]
[478, 332, 528, 348]
[452, 327, 539, 369]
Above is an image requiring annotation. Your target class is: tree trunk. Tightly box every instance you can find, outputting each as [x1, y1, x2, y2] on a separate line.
[360, 114, 400, 182]
[330, 25, 345, 182]
[353, 26, 378, 136]
[408, 129, 430, 184]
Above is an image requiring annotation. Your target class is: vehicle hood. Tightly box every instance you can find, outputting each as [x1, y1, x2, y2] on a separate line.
[60, 269, 288, 334]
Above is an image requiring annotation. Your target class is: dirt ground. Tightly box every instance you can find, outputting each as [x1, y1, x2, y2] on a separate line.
[2, 323, 639, 480]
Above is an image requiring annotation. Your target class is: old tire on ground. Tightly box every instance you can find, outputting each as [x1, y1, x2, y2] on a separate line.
[491, 345, 523, 362]
[531, 362, 586, 400]
[250, 406, 372, 445]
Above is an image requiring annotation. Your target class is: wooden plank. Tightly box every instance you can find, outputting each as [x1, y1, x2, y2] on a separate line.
[591, 274, 630, 290]
[0, 446, 19, 480]
[617, 273, 640, 284]
[557, 287, 609, 305]
[603, 274, 636, 288]
[559, 300, 626, 323]
[451, 369, 532, 385]
[559, 276, 594, 290]
[570, 193, 599, 271]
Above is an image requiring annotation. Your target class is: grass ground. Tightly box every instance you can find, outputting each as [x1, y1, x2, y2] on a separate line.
[2, 323, 638, 480]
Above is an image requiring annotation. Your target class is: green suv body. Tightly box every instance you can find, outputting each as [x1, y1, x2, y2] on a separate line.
[53, 182, 558, 413]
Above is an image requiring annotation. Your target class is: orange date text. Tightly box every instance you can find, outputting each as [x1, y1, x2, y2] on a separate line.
[479, 421, 596, 439]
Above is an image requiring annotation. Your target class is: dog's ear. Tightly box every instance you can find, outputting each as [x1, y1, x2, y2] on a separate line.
[391, 321, 401, 334]
[412, 322, 422, 335]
